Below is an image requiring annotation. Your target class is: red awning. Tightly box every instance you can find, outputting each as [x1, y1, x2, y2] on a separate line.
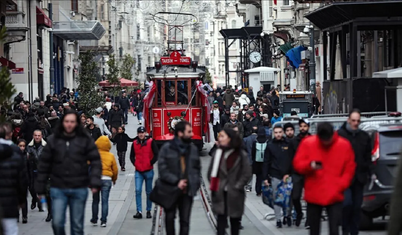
[99, 78, 139, 87]
[36, 6, 52, 28]
[0, 57, 16, 69]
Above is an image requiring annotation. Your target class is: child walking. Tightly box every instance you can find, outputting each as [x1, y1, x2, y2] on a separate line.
[111, 126, 135, 171]
[92, 136, 118, 227]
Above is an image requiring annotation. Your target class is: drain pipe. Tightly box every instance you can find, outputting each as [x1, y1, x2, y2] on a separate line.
[27, 0, 33, 102]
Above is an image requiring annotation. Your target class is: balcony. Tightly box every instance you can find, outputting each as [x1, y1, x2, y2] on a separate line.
[5, 10, 28, 44]
[238, 0, 261, 8]
[52, 20, 106, 40]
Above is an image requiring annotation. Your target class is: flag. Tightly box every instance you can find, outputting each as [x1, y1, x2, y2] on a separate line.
[143, 81, 156, 133]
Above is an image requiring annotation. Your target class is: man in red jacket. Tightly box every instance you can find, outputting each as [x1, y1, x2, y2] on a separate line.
[293, 122, 355, 235]
[130, 126, 159, 219]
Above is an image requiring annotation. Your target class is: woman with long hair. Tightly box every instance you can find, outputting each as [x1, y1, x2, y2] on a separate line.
[208, 127, 252, 235]
[17, 139, 28, 224]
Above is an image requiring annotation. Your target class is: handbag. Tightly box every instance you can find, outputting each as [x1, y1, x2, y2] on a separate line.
[150, 178, 182, 210]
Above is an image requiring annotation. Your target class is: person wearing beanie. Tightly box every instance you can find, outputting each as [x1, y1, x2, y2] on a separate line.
[242, 110, 260, 138]
[251, 127, 269, 196]
[271, 110, 282, 126]
[284, 122, 295, 139]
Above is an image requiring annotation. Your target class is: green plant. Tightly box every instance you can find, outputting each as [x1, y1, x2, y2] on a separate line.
[106, 54, 121, 101]
[204, 67, 212, 84]
[76, 51, 104, 115]
[120, 54, 136, 80]
[0, 67, 16, 121]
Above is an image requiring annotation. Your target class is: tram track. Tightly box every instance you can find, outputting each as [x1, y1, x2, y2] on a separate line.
[150, 173, 224, 235]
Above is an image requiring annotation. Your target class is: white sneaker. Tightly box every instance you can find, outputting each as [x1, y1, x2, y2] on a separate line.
[101, 223, 106, 227]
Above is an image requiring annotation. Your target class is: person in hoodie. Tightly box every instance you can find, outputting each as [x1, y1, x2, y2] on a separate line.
[288, 119, 311, 227]
[251, 128, 269, 196]
[293, 122, 355, 235]
[243, 126, 258, 192]
[130, 126, 159, 219]
[337, 109, 371, 235]
[0, 124, 28, 235]
[238, 92, 250, 109]
[263, 126, 292, 228]
[93, 107, 111, 137]
[111, 126, 135, 171]
[91, 136, 118, 227]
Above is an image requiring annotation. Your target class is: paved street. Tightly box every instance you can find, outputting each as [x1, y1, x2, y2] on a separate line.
[18, 115, 387, 235]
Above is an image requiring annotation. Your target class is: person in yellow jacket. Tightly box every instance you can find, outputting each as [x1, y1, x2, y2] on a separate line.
[91, 136, 118, 227]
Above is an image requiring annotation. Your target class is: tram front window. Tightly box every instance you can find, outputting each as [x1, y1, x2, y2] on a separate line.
[165, 81, 189, 105]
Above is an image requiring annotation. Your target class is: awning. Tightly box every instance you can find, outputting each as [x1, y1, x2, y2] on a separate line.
[220, 26, 262, 39]
[36, 6, 52, 28]
[306, 1, 402, 31]
[0, 57, 16, 69]
[52, 21, 106, 40]
[99, 78, 139, 87]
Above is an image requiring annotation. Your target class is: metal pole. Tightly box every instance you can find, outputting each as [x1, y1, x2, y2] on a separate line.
[49, 3, 54, 95]
[309, 26, 316, 95]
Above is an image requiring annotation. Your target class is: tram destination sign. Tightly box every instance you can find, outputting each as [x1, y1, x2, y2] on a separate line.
[160, 51, 191, 66]
[286, 94, 305, 99]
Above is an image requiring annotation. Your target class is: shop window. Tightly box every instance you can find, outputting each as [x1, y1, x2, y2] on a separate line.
[165, 80, 188, 105]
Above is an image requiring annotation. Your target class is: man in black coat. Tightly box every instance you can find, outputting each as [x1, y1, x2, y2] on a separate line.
[86, 117, 102, 141]
[36, 110, 102, 235]
[108, 104, 124, 137]
[337, 109, 372, 235]
[0, 124, 28, 233]
[288, 119, 311, 227]
[158, 121, 201, 235]
[118, 92, 131, 125]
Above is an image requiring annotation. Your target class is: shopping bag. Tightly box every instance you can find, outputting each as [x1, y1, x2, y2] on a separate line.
[274, 179, 293, 215]
[262, 185, 274, 209]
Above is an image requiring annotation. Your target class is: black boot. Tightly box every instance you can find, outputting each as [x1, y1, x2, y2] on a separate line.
[46, 213, 52, 222]
[133, 212, 142, 219]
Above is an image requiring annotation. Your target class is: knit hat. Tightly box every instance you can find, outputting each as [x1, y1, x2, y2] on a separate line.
[261, 114, 269, 119]
[246, 110, 254, 116]
[284, 122, 295, 131]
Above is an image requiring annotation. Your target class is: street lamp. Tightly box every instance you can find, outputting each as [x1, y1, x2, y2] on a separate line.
[304, 25, 316, 96]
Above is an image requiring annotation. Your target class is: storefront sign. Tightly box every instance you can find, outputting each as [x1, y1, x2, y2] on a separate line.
[160, 51, 191, 65]
[12, 68, 24, 74]
[286, 94, 305, 99]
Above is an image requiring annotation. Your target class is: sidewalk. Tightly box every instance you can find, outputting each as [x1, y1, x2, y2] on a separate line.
[18, 115, 140, 235]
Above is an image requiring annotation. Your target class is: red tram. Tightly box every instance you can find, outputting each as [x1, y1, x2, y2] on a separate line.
[143, 26, 210, 150]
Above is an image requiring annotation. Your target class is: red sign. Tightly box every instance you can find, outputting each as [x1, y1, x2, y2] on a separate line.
[160, 51, 191, 65]
[12, 68, 24, 74]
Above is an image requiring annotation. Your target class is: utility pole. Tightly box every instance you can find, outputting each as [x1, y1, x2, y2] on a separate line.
[309, 25, 316, 96]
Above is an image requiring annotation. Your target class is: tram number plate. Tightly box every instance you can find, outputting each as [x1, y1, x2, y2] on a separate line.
[286, 94, 305, 98]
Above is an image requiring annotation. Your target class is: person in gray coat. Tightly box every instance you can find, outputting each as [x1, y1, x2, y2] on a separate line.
[208, 127, 252, 235]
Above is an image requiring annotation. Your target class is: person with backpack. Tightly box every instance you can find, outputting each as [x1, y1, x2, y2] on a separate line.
[251, 128, 269, 196]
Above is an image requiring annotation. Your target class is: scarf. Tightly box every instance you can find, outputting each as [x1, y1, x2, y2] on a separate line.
[210, 148, 234, 192]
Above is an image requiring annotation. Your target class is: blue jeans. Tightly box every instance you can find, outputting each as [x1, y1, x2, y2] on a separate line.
[137, 112, 143, 122]
[135, 170, 154, 212]
[91, 180, 112, 223]
[122, 108, 128, 123]
[50, 187, 88, 235]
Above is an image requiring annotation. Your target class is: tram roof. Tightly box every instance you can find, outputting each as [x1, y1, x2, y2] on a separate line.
[146, 66, 205, 78]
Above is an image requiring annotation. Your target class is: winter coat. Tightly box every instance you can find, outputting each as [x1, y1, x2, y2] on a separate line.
[293, 133, 356, 206]
[243, 134, 257, 165]
[93, 115, 111, 136]
[95, 136, 118, 183]
[35, 131, 102, 194]
[251, 139, 268, 175]
[47, 116, 60, 130]
[157, 138, 201, 197]
[86, 125, 102, 141]
[223, 92, 235, 107]
[20, 115, 40, 143]
[27, 139, 47, 173]
[288, 133, 311, 183]
[0, 143, 28, 218]
[220, 113, 230, 128]
[269, 95, 279, 110]
[207, 148, 252, 218]
[224, 120, 244, 139]
[263, 137, 291, 181]
[111, 132, 135, 152]
[238, 94, 250, 108]
[109, 109, 124, 128]
[242, 117, 260, 137]
[216, 96, 224, 110]
[118, 96, 131, 109]
[337, 123, 372, 185]
[130, 137, 159, 172]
